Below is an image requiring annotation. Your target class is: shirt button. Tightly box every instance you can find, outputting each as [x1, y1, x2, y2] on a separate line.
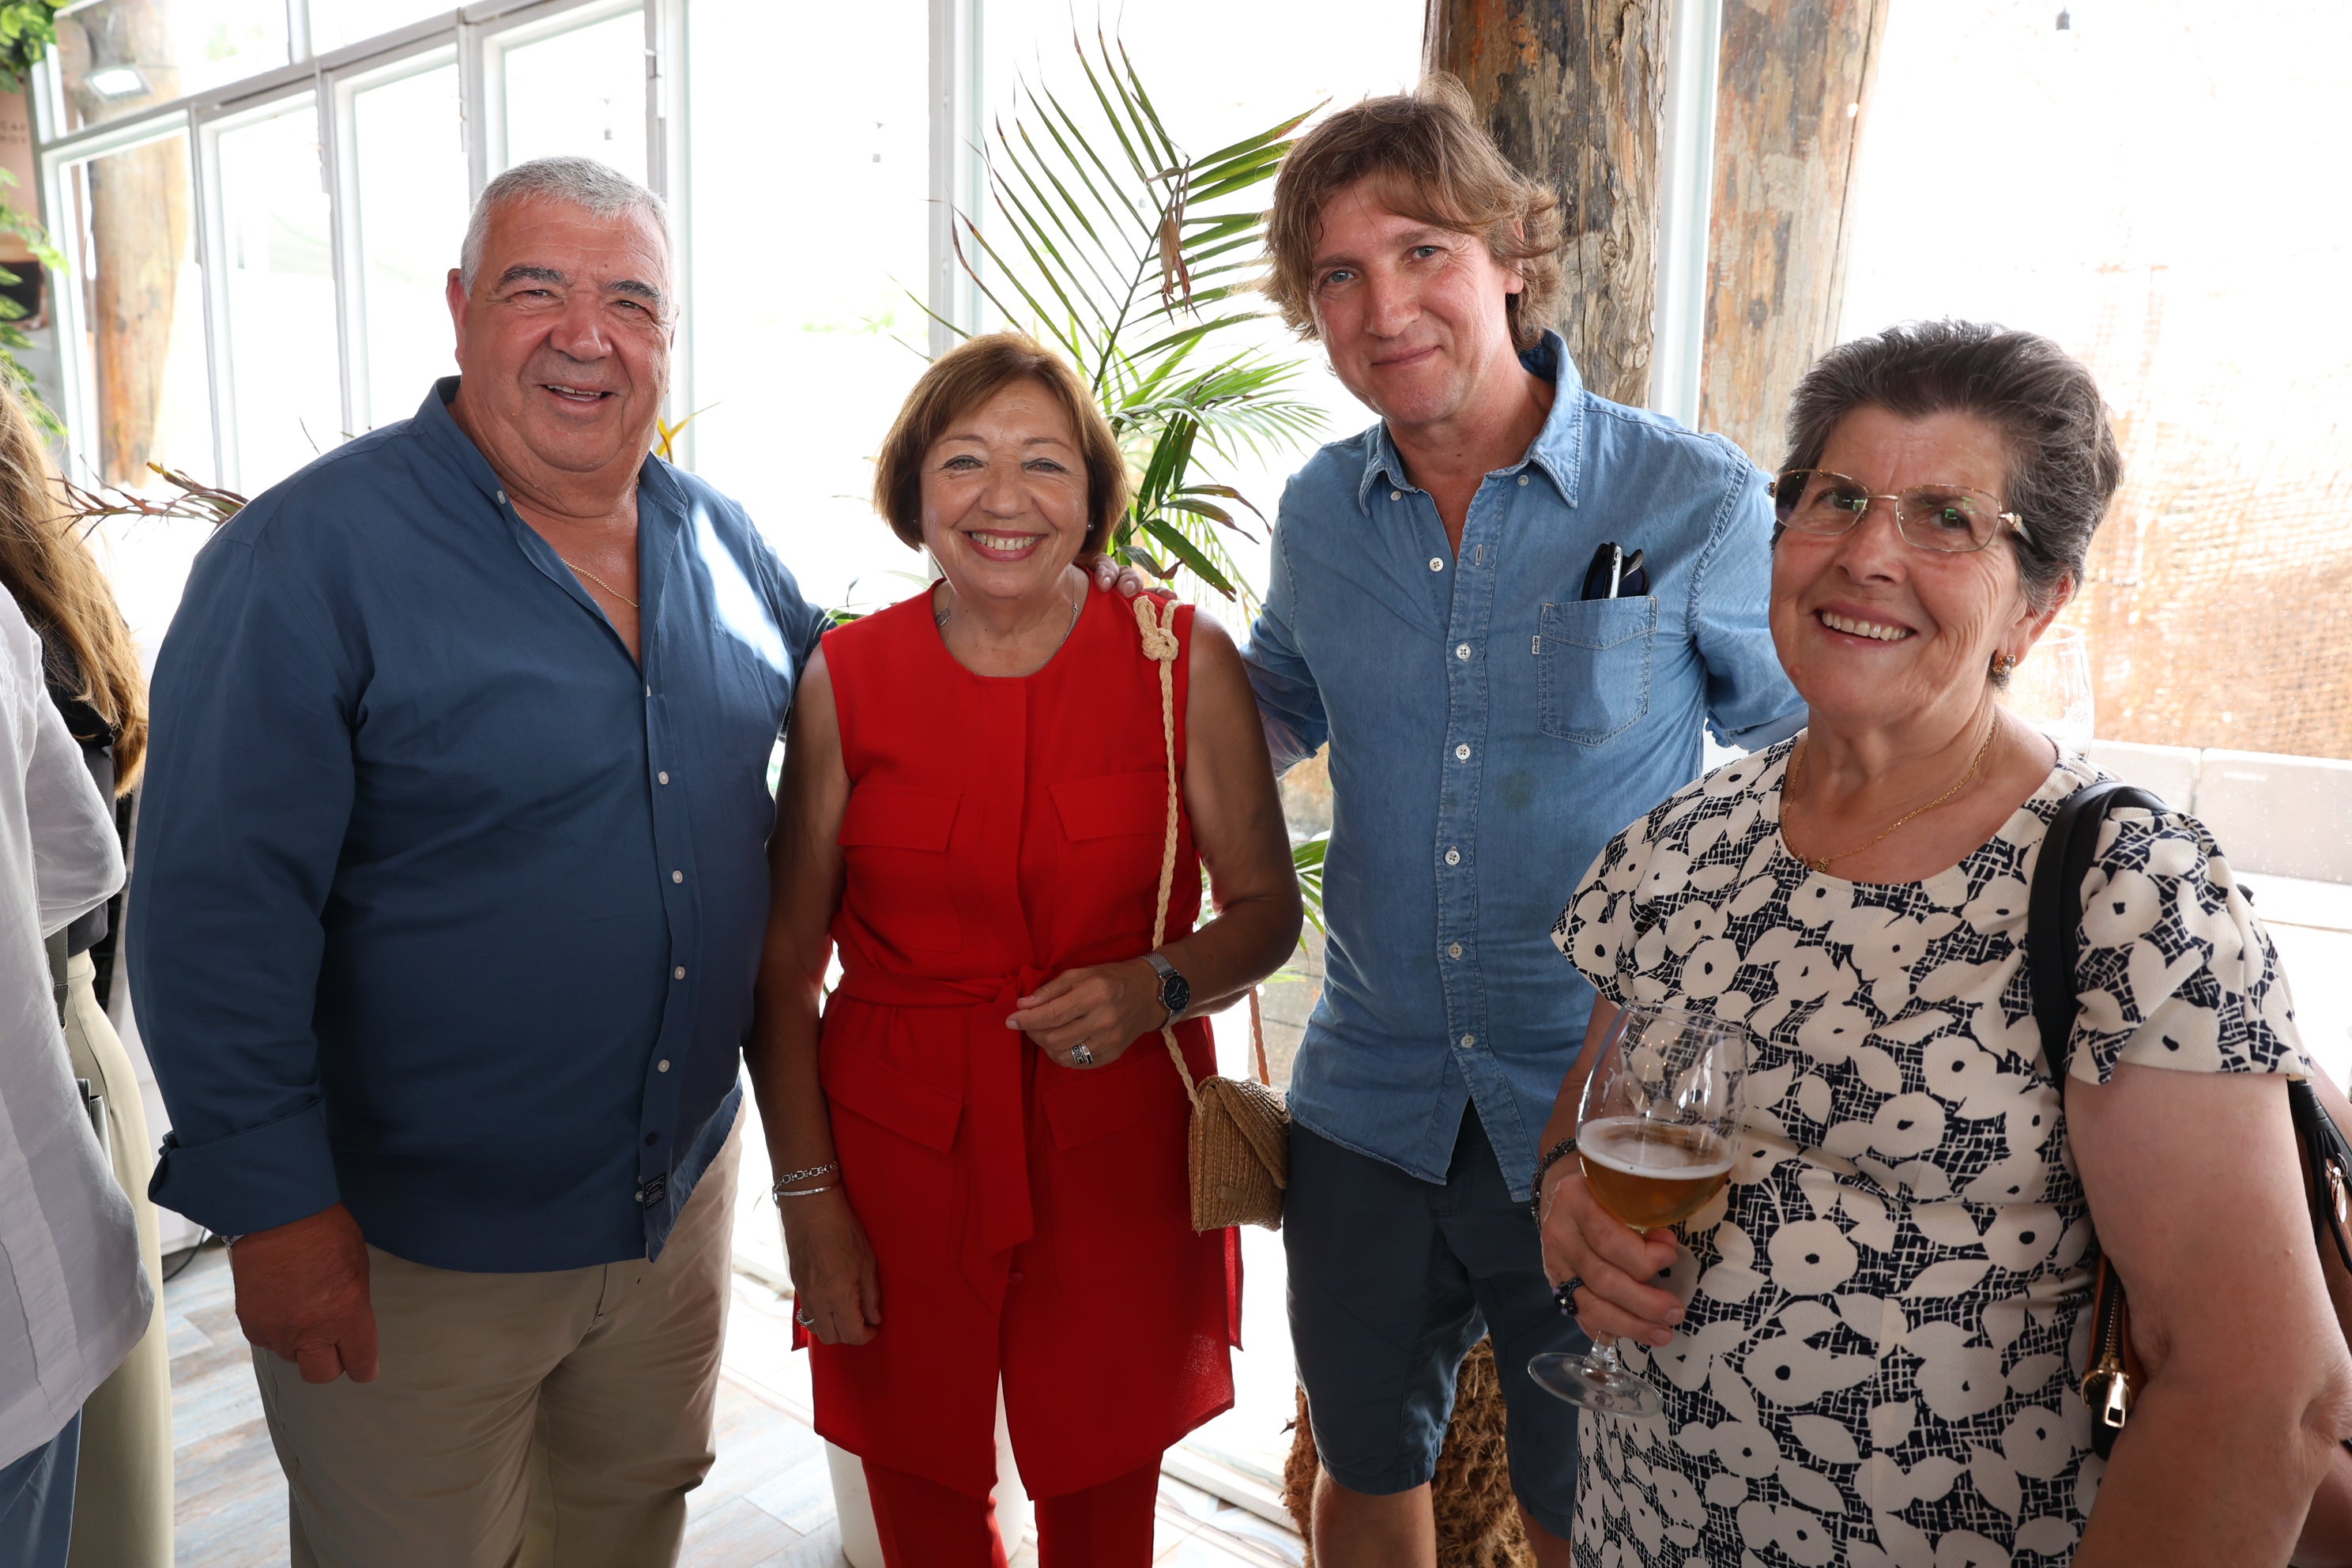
[672, 870, 684, 884]
[1390, 489, 1402, 502]
[658, 771, 670, 785]
[673, 966, 686, 979]
[656, 1059, 671, 1072]
[1455, 643, 1472, 660]
[1517, 474, 1529, 487]
[1445, 847, 1461, 866]
[1448, 942, 1463, 959]
[1429, 557, 1444, 572]
[1461, 1033, 1477, 1048]
[495, 489, 507, 504]
[645, 685, 652, 697]
[1455, 744, 1471, 761]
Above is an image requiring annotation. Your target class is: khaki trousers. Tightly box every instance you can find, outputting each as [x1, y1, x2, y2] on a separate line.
[62, 952, 173, 1568]
[252, 1125, 740, 1568]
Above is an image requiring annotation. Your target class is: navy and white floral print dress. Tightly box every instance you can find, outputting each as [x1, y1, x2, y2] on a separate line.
[1551, 739, 2305, 1568]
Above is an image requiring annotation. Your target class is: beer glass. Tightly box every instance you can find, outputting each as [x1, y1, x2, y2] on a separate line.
[1529, 1004, 1750, 1417]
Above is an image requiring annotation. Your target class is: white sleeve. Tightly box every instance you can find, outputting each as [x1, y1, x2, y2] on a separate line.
[21, 651, 122, 937]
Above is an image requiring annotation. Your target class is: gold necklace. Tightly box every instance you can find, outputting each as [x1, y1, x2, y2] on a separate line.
[561, 557, 638, 609]
[1782, 719, 1998, 873]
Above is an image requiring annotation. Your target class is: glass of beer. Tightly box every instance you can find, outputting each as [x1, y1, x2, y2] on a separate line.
[1528, 1004, 1749, 1417]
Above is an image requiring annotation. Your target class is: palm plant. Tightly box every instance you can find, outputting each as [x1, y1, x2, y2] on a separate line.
[937, 31, 1325, 610]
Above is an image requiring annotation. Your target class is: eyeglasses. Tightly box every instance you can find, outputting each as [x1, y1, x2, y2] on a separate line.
[1768, 469, 2026, 556]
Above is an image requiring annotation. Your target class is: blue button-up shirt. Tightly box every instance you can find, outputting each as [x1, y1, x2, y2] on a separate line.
[1245, 333, 1803, 1200]
[133, 380, 825, 1271]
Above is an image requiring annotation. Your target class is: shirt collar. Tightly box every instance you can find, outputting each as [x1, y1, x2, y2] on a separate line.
[413, 375, 684, 519]
[1354, 330, 1589, 514]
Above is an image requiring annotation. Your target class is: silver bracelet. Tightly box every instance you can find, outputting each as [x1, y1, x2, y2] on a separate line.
[771, 1162, 838, 1193]
[773, 1182, 839, 1201]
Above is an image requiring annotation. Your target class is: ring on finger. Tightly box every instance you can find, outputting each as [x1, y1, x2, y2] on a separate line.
[793, 1306, 816, 1327]
[1069, 1041, 1097, 1068]
[1553, 1276, 1583, 1317]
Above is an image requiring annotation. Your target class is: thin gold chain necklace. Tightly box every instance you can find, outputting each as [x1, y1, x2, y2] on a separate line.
[1782, 719, 1998, 873]
[562, 557, 638, 610]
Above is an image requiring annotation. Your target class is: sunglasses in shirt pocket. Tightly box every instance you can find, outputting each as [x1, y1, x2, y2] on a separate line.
[1534, 596, 1657, 746]
[837, 784, 963, 951]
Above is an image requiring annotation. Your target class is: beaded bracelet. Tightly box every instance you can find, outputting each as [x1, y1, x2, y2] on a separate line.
[1528, 1135, 1578, 1220]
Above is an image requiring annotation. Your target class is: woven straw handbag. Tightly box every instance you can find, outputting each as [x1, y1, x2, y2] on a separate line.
[1133, 594, 1290, 1232]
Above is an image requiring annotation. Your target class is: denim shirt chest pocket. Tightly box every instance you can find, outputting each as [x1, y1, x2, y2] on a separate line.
[1534, 596, 1657, 745]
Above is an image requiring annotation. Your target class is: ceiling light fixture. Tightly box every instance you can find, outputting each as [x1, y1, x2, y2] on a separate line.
[85, 64, 147, 98]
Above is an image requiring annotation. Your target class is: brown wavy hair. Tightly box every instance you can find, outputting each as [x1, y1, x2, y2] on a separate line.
[1265, 74, 1565, 351]
[871, 332, 1129, 557]
[0, 382, 145, 789]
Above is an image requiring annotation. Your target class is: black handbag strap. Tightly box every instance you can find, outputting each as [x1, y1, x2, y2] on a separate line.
[2027, 779, 2167, 1106]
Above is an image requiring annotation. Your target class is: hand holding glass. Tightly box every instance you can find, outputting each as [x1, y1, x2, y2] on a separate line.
[1530, 1004, 1750, 1417]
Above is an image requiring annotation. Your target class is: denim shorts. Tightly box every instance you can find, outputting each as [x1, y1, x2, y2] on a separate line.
[1284, 1108, 1585, 1539]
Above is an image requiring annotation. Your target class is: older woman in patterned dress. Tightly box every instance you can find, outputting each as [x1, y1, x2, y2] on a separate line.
[1534, 320, 2352, 1567]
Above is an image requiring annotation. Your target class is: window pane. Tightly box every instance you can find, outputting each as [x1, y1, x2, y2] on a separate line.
[62, 131, 217, 686]
[497, 9, 647, 183]
[57, 1, 289, 130]
[348, 60, 466, 432]
[66, 132, 211, 489]
[685, 0, 927, 612]
[213, 97, 341, 491]
[307, 0, 457, 56]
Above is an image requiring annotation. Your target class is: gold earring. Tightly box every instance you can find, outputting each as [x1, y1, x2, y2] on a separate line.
[1993, 653, 2020, 677]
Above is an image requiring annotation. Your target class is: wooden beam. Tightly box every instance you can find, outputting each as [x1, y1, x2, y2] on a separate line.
[1426, 0, 1673, 409]
[1698, 0, 1889, 466]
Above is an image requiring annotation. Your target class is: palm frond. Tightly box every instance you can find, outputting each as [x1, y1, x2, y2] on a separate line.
[949, 32, 1328, 603]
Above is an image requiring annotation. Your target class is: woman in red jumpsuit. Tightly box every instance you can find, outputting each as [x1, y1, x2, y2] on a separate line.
[747, 332, 1302, 1567]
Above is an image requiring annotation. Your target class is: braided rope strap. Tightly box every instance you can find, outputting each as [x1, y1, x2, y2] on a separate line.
[1134, 594, 1197, 1102]
[1132, 593, 1288, 1231]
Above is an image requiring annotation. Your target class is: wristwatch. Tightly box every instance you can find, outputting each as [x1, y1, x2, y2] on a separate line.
[1143, 951, 1191, 1027]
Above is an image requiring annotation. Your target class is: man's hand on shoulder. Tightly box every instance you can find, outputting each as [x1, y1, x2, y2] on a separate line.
[228, 1201, 381, 1385]
[1089, 556, 1158, 599]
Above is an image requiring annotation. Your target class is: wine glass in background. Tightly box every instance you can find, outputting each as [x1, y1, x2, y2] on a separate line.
[1529, 1004, 1751, 1418]
[2005, 624, 2095, 756]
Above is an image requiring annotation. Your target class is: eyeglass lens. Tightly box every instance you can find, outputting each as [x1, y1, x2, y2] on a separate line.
[1773, 469, 2002, 553]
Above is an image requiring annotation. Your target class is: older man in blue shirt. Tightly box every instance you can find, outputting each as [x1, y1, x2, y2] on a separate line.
[130, 157, 824, 1567]
[1247, 84, 1803, 1564]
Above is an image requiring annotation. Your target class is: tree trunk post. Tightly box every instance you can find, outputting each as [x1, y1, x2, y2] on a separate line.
[1425, 0, 1673, 409]
[1698, 0, 1890, 466]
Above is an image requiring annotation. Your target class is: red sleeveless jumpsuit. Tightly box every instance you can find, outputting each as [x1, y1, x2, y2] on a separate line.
[809, 585, 1239, 1543]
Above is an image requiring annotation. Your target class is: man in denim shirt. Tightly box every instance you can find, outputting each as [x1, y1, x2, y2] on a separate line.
[1247, 81, 1803, 1563]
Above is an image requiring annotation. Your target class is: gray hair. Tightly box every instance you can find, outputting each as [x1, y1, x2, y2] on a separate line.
[1779, 319, 2122, 615]
[458, 156, 673, 292]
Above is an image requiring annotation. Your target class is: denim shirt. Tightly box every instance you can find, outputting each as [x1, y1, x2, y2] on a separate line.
[133, 380, 826, 1271]
[1244, 333, 1803, 1200]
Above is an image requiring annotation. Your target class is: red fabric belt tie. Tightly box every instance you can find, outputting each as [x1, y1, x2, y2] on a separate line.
[831, 966, 1050, 1261]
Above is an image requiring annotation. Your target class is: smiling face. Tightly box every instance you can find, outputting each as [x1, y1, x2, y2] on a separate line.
[918, 378, 1091, 609]
[1306, 177, 1526, 435]
[1771, 405, 2068, 737]
[445, 196, 674, 493]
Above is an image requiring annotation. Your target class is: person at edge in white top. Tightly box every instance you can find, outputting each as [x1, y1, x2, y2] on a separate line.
[0, 574, 144, 1567]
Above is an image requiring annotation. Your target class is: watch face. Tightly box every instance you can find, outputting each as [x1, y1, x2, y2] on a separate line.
[1163, 971, 1192, 1016]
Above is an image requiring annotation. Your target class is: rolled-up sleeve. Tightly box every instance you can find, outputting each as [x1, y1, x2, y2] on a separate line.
[133, 528, 356, 1236]
[1242, 496, 1329, 776]
[1690, 465, 1805, 751]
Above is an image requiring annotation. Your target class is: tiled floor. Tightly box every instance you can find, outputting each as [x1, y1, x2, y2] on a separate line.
[163, 1248, 1304, 1566]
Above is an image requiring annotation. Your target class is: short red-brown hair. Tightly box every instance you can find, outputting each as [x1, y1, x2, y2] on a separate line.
[1265, 74, 1564, 351]
[871, 332, 1129, 556]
